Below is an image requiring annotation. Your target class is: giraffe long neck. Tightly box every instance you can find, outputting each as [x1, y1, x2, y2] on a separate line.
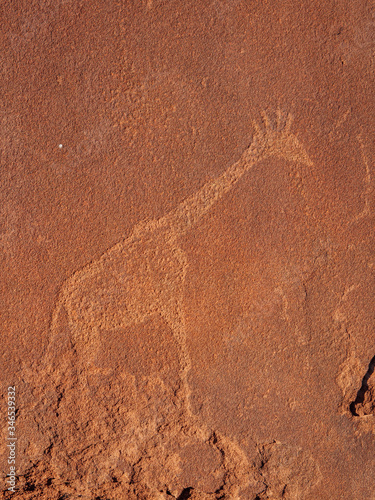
[163, 149, 259, 237]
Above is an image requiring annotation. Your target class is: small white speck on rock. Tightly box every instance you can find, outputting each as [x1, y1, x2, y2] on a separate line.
[58, 144, 63, 149]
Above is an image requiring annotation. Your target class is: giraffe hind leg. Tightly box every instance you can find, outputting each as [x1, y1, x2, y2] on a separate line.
[162, 302, 193, 413]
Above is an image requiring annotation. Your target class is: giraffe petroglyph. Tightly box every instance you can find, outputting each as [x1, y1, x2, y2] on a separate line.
[45, 109, 313, 413]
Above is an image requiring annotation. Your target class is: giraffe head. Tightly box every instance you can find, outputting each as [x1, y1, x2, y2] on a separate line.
[247, 110, 313, 167]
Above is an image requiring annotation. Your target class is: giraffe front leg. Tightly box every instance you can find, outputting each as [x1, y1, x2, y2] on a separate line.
[162, 299, 193, 414]
[65, 313, 102, 374]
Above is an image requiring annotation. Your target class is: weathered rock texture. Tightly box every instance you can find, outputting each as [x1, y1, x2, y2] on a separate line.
[1, 1, 375, 499]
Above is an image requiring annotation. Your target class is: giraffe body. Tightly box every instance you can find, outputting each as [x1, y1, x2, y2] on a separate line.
[61, 222, 185, 332]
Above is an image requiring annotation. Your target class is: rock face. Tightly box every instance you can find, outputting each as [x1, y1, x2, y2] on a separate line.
[1, 1, 375, 499]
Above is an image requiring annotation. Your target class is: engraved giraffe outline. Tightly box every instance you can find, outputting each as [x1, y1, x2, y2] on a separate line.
[44, 109, 313, 413]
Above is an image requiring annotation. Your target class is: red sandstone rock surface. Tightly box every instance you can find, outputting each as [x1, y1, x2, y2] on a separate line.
[1, 1, 375, 499]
